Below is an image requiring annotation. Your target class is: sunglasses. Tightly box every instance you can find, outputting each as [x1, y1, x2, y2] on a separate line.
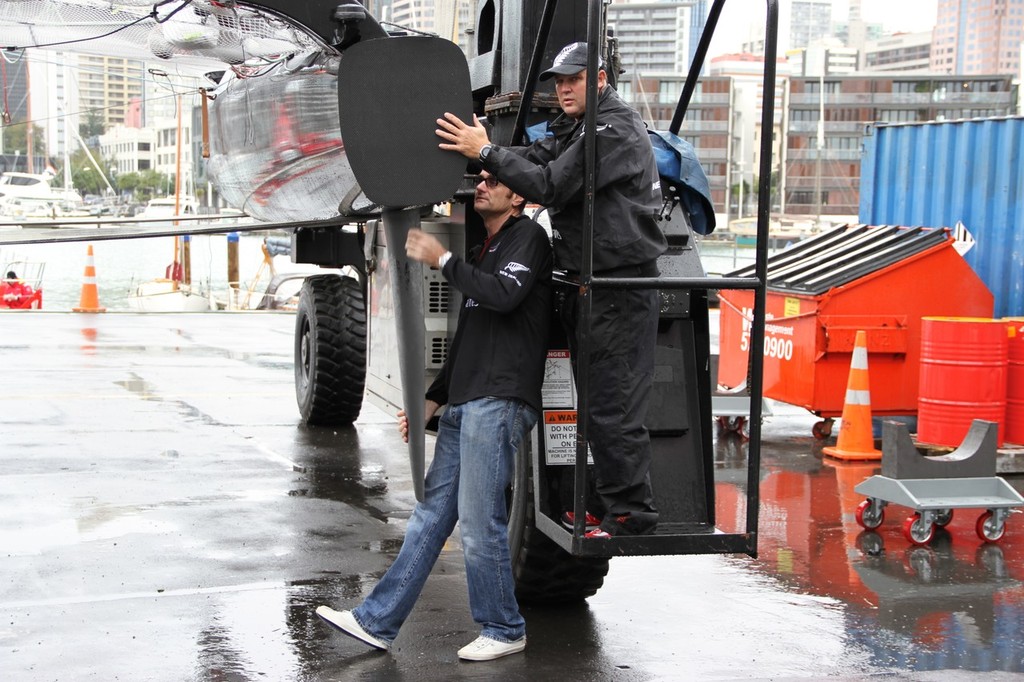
[476, 175, 500, 188]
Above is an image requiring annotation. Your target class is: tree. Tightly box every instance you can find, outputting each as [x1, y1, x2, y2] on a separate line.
[1, 121, 45, 156]
[116, 171, 141, 196]
[69, 148, 116, 196]
[135, 169, 169, 201]
[79, 109, 105, 142]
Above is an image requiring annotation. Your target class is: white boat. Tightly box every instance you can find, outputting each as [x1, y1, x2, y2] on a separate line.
[725, 216, 818, 247]
[0, 171, 86, 220]
[138, 196, 200, 221]
[127, 278, 212, 312]
[0, 171, 82, 203]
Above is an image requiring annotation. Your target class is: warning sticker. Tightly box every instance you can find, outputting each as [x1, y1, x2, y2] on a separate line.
[541, 350, 576, 408]
[543, 410, 593, 465]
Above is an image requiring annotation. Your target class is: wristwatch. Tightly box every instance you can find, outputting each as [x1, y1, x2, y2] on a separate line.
[478, 143, 494, 163]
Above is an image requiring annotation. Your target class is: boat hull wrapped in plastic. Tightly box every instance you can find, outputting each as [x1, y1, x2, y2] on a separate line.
[206, 61, 375, 223]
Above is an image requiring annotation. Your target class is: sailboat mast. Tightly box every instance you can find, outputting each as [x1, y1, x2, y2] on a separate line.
[26, 53, 34, 174]
[62, 59, 72, 193]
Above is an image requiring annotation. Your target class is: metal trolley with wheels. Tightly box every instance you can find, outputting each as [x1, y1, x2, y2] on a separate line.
[854, 478, 1023, 546]
[854, 420, 1024, 546]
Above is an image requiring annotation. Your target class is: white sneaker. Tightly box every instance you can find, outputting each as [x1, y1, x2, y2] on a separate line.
[457, 635, 526, 661]
[315, 605, 390, 651]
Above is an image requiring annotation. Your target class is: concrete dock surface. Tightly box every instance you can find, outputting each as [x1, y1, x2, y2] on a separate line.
[1, 312, 1023, 681]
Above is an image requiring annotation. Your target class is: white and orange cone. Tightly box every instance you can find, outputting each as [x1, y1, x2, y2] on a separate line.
[823, 330, 881, 461]
[72, 244, 106, 313]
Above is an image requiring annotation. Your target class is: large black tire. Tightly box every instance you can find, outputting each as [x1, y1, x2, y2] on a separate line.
[294, 274, 367, 426]
[508, 434, 609, 604]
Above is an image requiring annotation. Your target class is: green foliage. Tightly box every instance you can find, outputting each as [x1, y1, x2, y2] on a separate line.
[68, 148, 115, 195]
[79, 109, 105, 141]
[1, 121, 45, 156]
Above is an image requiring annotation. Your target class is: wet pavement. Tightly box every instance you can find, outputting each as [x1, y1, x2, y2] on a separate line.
[2, 312, 1023, 681]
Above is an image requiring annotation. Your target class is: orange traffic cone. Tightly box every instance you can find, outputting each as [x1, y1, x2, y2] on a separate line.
[72, 244, 106, 313]
[823, 330, 881, 461]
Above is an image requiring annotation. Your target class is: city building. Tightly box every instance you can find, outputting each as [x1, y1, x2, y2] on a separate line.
[687, 0, 709, 74]
[76, 55, 146, 129]
[861, 31, 933, 73]
[388, 0, 474, 54]
[608, 1, 693, 78]
[30, 54, 81, 163]
[787, 42, 860, 77]
[618, 74, 732, 211]
[710, 53, 790, 218]
[786, 0, 834, 51]
[832, 0, 884, 52]
[0, 54, 34, 174]
[98, 126, 155, 176]
[931, 0, 1024, 75]
[783, 73, 1016, 218]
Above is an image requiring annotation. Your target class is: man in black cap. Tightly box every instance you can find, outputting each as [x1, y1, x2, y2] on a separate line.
[436, 41, 665, 539]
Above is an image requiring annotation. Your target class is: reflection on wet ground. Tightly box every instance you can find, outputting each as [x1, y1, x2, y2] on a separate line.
[2, 313, 1023, 680]
[712, 425, 1024, 676]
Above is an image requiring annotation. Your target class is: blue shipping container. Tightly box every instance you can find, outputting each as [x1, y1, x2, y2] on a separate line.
[859, 117, 1024, 317]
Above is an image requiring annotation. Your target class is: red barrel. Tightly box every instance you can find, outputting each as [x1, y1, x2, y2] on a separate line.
[1007, 318, 1024, 444]
[918, 317, 1008, 447]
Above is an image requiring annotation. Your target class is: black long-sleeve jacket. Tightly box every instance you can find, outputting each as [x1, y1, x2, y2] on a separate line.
[426, 214, 552, 413]
[480, 86, 667, 273]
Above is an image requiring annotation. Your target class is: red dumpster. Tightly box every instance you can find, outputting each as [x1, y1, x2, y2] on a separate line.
[718, 225, 993, 436]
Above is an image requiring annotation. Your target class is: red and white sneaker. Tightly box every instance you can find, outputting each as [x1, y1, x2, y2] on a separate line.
[583, 527, 613, 539]
[560, 510, 601, 530]
[584, 513, 659, 539]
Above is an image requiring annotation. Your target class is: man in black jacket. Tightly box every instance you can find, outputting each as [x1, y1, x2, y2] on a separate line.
[316, 172, 552, 662]
[436, 41, 664, 539]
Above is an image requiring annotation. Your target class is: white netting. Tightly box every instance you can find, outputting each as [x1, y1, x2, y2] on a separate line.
[0, 0, 326, 74]
[1, 1, 385, 222]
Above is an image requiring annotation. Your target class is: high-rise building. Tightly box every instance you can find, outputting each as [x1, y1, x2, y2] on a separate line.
[76, 55, 146, 129]
[787, 0, 833, 50]
[388, 0, 474, 54]
[931, 0, 1024, 75]
[687, 0, 709, 73]
[1, 56, 29, 125]
[31, 53, 80, 164]
[608, 1, 693, 77]
[1, 55, 29, 171]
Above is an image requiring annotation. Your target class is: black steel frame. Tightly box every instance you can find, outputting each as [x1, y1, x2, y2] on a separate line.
[527, 0, 777, 557]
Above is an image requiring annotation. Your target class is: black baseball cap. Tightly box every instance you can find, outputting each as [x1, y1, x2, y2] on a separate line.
[539, 42, 605, 81]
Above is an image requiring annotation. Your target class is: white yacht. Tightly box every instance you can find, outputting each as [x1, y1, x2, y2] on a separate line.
[0, 171, 85, 219]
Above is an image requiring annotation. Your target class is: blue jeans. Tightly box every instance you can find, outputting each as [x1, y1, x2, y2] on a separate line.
[352, 397, 538, 644]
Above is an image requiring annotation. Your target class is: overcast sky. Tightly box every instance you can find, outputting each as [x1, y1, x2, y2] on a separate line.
[709, 0, 939, 57]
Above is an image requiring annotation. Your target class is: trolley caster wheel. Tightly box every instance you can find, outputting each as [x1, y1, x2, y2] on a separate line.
[976, 510, 1006, 543]
[716, 416, 749, 440]
[903, 512, 935, 546]
[933, 508, 954, 528]
[856, 499, 885, 530]
[812, 419, 834, 440]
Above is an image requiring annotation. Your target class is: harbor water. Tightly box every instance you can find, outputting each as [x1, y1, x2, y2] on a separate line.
[1, 231, 314, 311]
[1, 232, 758, 312]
